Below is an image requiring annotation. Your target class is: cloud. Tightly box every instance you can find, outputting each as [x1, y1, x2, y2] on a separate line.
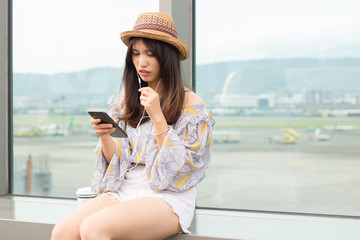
[13, 0, 360, 72]
[196, 0, 360, 64]
[13, 0, 158, 74]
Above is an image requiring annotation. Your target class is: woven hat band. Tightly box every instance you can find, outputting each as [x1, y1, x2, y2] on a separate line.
[120, 12, 189, 60]
[133, 23, 178, 38]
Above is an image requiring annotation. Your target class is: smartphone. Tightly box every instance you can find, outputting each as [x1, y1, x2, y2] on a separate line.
[88, 111, 128, 138]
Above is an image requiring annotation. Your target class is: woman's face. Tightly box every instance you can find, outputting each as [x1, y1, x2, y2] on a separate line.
[131, 39, 161, 88]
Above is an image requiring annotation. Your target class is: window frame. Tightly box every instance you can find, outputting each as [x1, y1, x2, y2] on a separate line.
[0, 0, 10, 196]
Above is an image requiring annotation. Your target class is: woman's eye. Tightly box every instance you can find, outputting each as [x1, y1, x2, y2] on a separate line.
[147, 51, 154, 56]
[132, 51, 139, 56]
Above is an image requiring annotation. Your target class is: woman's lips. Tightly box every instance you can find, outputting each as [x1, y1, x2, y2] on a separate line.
[139, 70, 150, 77]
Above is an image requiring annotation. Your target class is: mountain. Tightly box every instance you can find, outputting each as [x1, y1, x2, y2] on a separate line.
[13, 58, 360, 110]
[267, 41, 360, 59]
[195, 58, 360, 102]
[13, 67, 123, 110]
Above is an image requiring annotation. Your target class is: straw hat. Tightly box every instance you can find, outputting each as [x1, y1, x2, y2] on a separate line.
[120, 12, 189, 61]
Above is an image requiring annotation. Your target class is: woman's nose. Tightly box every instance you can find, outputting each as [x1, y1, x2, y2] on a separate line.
[138, 55, 147, 67]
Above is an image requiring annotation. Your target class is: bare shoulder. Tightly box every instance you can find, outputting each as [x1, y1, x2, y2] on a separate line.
[184, 89, 205, 107]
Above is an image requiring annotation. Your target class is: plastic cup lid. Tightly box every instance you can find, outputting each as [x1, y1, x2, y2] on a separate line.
[76, 186, 97, 197]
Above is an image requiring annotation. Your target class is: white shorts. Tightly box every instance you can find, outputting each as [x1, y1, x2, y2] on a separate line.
[105, 165, 197, 233]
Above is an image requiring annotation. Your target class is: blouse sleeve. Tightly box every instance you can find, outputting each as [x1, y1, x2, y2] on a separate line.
[146, 105, 215, 192]
[90, 94, 130, 193]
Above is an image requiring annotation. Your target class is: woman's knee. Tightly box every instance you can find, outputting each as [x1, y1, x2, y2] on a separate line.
[51, 220, 79, 240]
[79, 216, 112, 240]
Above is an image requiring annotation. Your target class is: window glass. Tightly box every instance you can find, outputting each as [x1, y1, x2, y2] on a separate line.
[12, 0, 158, 197]
[195, 0, 360, 216]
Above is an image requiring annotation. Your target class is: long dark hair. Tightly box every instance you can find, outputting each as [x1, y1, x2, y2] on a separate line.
[119, 37, 186, 128]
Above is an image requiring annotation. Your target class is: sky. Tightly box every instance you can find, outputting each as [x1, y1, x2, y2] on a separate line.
[196, 0, 360, 63]
[13, 0, 158, 74]
[13, 0, 360, 74]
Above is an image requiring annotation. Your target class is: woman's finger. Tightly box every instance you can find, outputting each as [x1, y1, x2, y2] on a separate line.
[90, 118, 101, 124]
[94, 127, 115, 136]
[138, 87, 156, 96]
[96, 127, 115, 133]
[139, 95, 149, 102]
[93, 123, 113, 129]
[98, 123, 114, 129]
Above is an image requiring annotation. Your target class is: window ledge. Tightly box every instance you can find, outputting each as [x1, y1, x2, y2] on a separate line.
[1, 195, 360, 240]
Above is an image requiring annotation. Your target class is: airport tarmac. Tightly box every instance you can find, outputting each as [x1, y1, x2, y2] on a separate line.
[12, 128, 360, 217]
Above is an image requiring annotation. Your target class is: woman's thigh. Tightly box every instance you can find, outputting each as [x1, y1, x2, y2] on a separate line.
[80, 196, 182, 240]
[51, 194, 119, 240]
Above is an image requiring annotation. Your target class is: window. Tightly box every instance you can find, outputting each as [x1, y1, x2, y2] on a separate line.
[195, 0, 360, 216]
[12, 0, 158, 198]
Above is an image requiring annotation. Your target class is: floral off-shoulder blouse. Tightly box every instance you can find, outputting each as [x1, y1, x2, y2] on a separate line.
[90, 93, 214, 193]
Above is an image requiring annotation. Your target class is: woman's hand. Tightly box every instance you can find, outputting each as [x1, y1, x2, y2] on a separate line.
[90, 118, 116, 164]
[138, 87, 165, 123]
[90, 118, 115, 138]
[139, 87, 169, 149]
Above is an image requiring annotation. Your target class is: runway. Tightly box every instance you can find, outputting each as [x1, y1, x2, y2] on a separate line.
[12, 128, 360, 217]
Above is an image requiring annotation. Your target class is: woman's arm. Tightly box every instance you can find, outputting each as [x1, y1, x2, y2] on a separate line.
[146, 89, 214, 192]
[147, 108, 214, 192]
[90, 118, 116, 164]
[139, 87, 169, 149]
[152, 115, 169, 149]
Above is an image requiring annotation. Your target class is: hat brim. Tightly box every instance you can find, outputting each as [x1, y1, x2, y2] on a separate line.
[120, 30, 189, 61]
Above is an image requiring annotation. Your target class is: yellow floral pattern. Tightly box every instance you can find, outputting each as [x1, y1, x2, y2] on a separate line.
[175, 174, 190, 189]
[90, 94, 215, 193]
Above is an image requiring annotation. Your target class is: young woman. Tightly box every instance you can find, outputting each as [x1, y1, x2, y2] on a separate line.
[51, 12, 214, 240]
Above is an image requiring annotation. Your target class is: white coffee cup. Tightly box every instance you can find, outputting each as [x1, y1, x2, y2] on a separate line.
[76, 187, 97, 207]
